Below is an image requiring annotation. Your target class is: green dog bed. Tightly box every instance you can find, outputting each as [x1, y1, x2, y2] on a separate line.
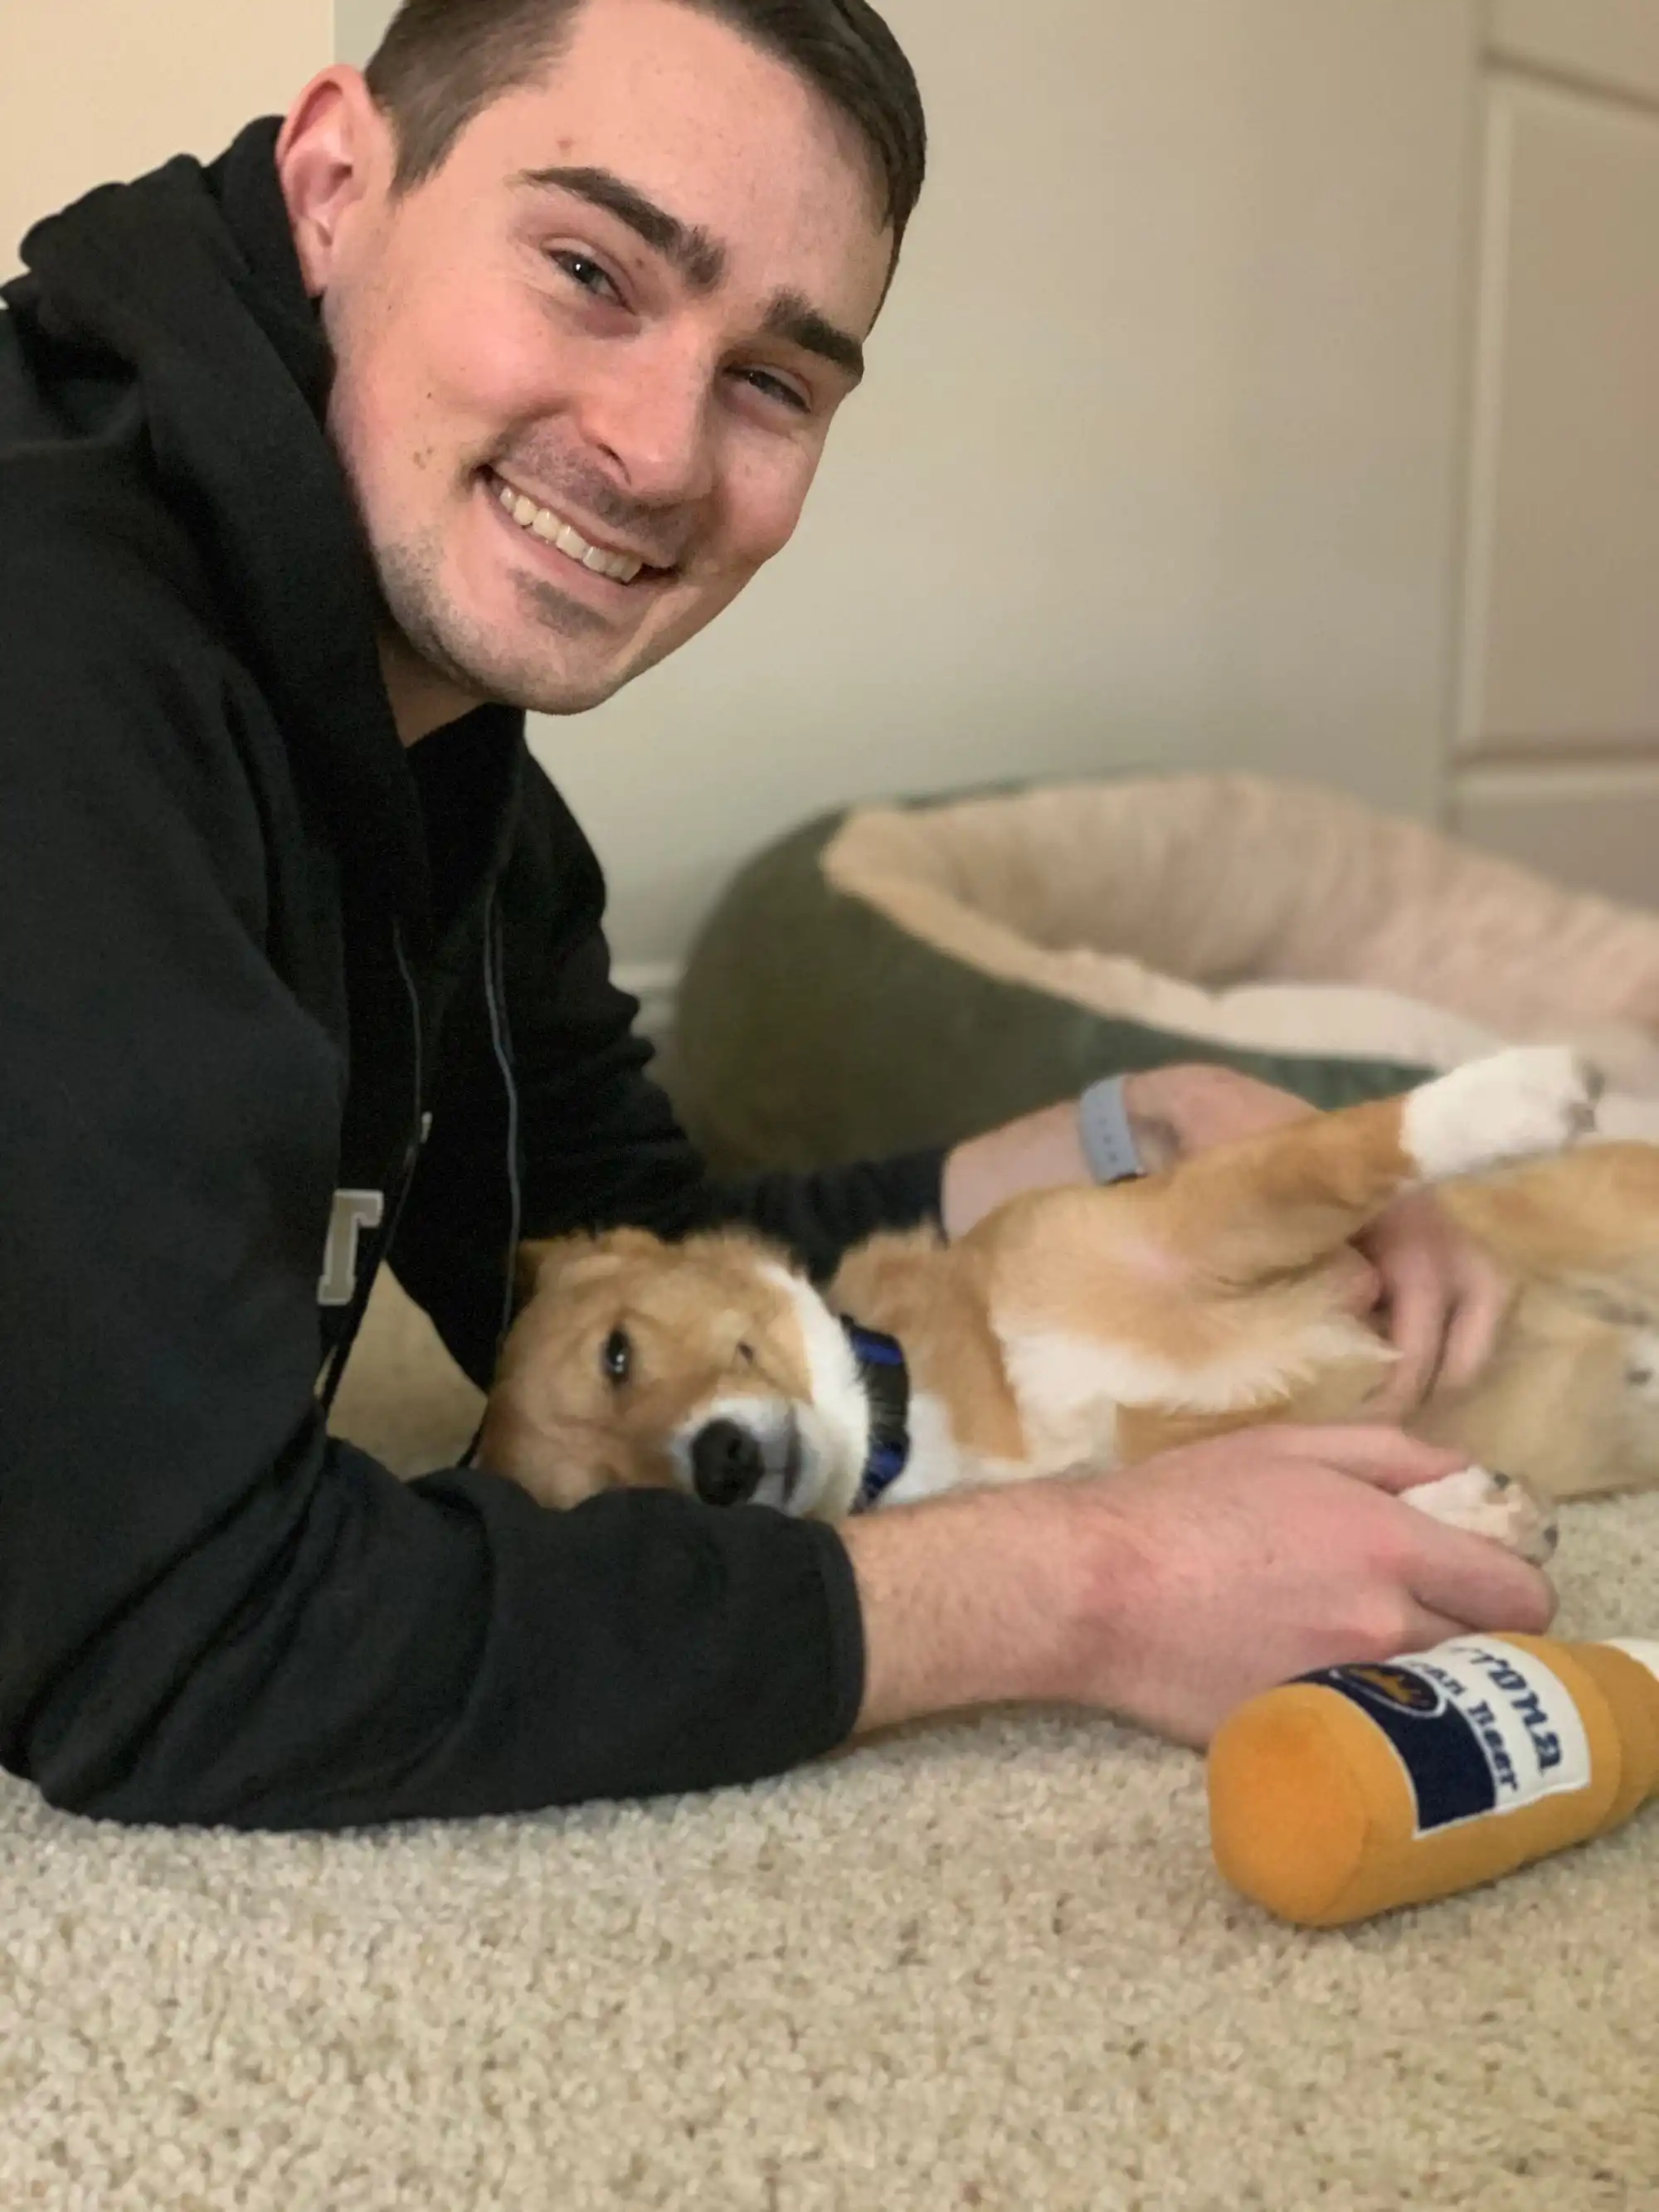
[666, 776, 1659, 1176]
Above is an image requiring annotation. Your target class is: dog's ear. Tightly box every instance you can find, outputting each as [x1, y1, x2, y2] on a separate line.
[513, 1227, 670, 1310]
[601, 1227, 673, 1260]
[513, 1236, 588, 1309]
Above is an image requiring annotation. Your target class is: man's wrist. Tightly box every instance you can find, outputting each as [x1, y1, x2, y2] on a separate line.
[1119, 1062, 1319, 1169]
[1117, 1069, 1184, 1174]
[939, 1099, 1092, 1239]
[939, 1060, 1271, 1240]
[840, 1478, 1099, 1732]
[1077, 1073, 1146, 1184]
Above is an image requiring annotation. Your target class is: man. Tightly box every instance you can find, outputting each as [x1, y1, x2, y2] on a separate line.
[0, 0, 1550, 1830]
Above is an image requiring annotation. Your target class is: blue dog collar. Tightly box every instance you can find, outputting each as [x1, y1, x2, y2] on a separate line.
[839, 1319, 912, 1513]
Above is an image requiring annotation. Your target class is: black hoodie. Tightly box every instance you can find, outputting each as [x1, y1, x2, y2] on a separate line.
[0, 120, 942, 1829]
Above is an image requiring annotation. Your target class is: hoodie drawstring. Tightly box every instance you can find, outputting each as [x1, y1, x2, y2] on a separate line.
[315, 921, 427, 1418]
[465, 895, 521, 1466]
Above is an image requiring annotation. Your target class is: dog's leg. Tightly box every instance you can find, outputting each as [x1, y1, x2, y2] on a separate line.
[1132, 1047, 1602, 1291]
[1424, 1140, 1659, 1503]
[975, 1049, 1601, 1466]
[1442, 1140, 1659, 1323]
[1401, 1464, 1558, 1565]
[978, 1048, 1600, 1304]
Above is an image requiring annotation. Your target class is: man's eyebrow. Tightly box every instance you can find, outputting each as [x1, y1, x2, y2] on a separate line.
[513, 166, 867, 386]
[761, 291, 865, 386]
[512, 164, 726, 293]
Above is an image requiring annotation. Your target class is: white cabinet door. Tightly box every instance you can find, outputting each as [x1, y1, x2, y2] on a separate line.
[1458, 78, 1659, 757]
[1454, 765, 1659, 910]
[1491, 0, 1659, 103]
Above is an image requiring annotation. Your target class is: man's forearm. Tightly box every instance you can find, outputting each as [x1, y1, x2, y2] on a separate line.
[938, 1068, 1200, 1239]
[939, 1064, 1318, 1238]
[940, 1100, 1092, 1239]
[838, 1479, 1101, 1732]
[835, 1427, 1557, 1752]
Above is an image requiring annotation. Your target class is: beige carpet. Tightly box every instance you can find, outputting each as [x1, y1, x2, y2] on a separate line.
[5, 1276, 1658, 2212]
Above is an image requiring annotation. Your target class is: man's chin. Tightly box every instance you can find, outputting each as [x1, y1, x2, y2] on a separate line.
[508, 633, 670, 716]
[387, 573, 708, 722]
[508, 618, 706, 717]
[516, 672, 632, 717]
[421, 628, 651, 720]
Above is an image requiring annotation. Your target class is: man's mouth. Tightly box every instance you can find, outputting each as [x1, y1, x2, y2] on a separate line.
[484, 468, 674, 587]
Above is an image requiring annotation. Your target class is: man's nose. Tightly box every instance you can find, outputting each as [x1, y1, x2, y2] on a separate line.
[690, 1418, 765, 1508]
[574, 336, 717, 517]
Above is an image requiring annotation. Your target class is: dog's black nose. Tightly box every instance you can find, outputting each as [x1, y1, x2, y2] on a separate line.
[690, 1418, 765, 1507]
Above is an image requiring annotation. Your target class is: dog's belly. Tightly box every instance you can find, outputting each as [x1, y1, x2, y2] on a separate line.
[994, 1318, 1390, 1480]
[1410, 1301, 1659, 1502]
[1238, 1300, 1652, 1505]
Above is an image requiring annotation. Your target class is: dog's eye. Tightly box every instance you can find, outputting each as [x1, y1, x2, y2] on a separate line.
[601, 1328, 633, 1386]
[737, 1341, 755, 1365]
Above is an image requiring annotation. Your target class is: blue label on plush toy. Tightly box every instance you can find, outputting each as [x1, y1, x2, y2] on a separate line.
[1298, 1638, 1592, 1836]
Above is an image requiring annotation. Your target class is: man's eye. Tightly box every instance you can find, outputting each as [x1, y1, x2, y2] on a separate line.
[552, 250, 623, 305]
[737, 367, 810, 414]
[601, 1328, 633, 1386]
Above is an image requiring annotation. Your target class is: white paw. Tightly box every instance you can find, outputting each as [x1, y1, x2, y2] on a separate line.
[1402, 1048, 1602, 1184]
[1402, 1464, 1558, 1566]
[1626, 1331, 1659, 1404]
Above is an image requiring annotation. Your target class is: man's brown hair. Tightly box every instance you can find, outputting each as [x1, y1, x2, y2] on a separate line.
[363, 0, 927, 250]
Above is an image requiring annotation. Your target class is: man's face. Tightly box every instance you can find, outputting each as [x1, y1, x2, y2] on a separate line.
[284, 0, 894, 724]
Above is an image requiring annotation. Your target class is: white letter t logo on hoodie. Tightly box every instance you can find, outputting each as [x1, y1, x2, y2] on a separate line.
[318, 1189, 385, 1306]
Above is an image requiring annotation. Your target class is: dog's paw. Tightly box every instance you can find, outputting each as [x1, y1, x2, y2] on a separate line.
[1401, 1463, 1558, 1566]
[1626, 1331, 1659, 1403]
[1402, 1048, 1602, 1184]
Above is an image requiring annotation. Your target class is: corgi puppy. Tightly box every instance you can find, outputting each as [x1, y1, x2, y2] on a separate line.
[479, 1049, 1659, 1558]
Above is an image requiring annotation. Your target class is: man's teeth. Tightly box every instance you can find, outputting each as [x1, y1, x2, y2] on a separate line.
[493, 476, 647, 583]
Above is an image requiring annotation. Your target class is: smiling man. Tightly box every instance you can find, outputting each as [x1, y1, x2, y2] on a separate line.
[312, 1, 894, 738]
[0, 0, 1550, 1830]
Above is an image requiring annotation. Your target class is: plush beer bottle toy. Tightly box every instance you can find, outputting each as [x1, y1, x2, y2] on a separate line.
[1207, 1636, 1659, 1927]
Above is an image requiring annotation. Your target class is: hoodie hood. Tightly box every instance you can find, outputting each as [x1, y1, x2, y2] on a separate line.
[5, 118, 462, 931]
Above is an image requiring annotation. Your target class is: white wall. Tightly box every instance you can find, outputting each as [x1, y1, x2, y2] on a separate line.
[337, 0, 397, 70]
[0, 1, 333, 279]
[4, 1, 1484, 972]
[534, 0, 1483, 966]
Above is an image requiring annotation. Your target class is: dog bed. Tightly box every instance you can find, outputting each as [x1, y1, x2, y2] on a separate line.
[667, 775, 1659, 1173]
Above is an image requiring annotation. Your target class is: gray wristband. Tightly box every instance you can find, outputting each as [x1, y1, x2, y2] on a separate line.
[1078, 1074, 1144, 1184]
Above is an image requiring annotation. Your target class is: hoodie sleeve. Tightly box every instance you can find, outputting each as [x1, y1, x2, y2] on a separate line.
[0, 552, 865, 1830]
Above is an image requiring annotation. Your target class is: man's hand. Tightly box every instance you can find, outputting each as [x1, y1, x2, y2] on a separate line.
[941, 1062, 1512, 1412]
[1355, 1189, 1514, 1417]
[1120, 1061, 1314, 1167]
[842, 1426, 1556, 1749]
[939, 1062, 1315, 1235]
[1059, 1426, 1554, 1745]
[1123, 1067, 1515, 1408]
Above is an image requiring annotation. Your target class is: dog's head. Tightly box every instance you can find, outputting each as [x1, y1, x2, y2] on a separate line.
[477, 1227, 873, 1519]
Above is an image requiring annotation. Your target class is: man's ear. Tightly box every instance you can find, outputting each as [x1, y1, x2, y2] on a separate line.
[275, 66, 393, 297]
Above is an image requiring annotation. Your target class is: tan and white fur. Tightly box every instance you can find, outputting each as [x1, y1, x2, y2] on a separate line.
[480, 1049, 1659, 1559]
